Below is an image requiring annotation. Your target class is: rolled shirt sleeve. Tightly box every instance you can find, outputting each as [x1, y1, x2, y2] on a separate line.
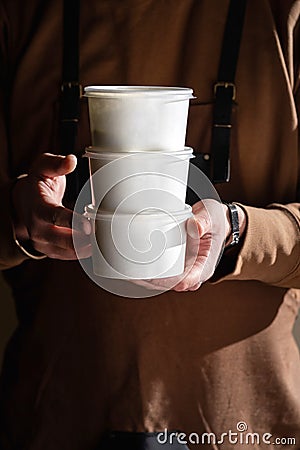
[214, 203, 300, 288]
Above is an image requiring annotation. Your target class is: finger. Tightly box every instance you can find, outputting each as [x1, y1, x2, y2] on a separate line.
[186, 217, 207, 259]
[32, 225, 91, 251]
[34, 242, 92, 260]
[137, 272, 197, 292]
[186, 214, 211, 240]
[39, 204, 91, 235]
[130, 279, 166, 291]
[30, 154, 77, 179]
[172, 265, 203, 291]
[186, 222, 212, 268]
[135, 274, 183, 291]
[186, 281, 202, 292]
[132, 264, 200, 292]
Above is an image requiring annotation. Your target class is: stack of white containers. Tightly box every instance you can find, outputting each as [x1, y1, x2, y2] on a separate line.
[83, 86, 194, 279]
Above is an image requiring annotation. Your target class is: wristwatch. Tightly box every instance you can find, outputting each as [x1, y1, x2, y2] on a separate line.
[224, 202, 240, 247]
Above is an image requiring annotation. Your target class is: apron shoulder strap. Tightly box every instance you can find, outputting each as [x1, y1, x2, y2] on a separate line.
[211, 0, 248, 183]
[60, 0, 88, 206]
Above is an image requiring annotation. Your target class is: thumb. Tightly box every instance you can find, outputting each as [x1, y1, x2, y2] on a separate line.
[30, 153, 77, 179]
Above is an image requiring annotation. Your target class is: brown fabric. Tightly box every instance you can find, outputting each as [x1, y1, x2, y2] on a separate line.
[0, 0, 299, 449]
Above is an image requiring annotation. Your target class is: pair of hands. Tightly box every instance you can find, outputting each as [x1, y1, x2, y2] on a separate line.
[11, 153, 245, 291]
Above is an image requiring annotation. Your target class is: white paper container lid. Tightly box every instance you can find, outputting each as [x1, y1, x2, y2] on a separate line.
[84, 204, 192, 221]
[84, 146, 194, 159]
[84, 85, 194, 99]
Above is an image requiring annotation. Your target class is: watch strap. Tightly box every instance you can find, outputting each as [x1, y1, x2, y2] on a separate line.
[224, 202, 240, 247]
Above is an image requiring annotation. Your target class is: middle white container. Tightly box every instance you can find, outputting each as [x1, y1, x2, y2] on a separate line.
[85, 147, 194, 213]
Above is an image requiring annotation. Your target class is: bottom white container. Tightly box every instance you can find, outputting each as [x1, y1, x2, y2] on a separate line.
[85, 204, 192, 279]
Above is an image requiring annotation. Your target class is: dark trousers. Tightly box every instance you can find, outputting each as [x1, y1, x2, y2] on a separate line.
[98, 432, 190, 450]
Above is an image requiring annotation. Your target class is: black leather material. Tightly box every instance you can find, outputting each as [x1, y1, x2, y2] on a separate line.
[60, 0, 89, 207]
[211, 0, 247, 183]
[224, 202, 240, 246]
[211, 87, 234, 183]
[186, 153, 211, 205]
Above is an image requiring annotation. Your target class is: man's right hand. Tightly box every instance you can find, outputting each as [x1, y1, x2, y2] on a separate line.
[11, 153, 91, 260]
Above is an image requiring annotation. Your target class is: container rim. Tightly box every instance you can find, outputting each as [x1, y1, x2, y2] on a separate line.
[84, 146, 194, 159]
[84, 85, 194, 98]
[85, 204, 193, 220]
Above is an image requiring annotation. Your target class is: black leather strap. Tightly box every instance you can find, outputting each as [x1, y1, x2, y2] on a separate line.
[60, 0, 80, 152]
[211, 0, 247, 183]
[60, 0, 84, 206]
[224, 202, 240, 247]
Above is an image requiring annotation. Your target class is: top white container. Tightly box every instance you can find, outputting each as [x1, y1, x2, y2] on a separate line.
[84, 86, 194, 152]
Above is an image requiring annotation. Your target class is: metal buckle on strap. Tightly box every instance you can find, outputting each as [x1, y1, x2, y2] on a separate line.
[214, 82, 236, 101]
[213, 123, 232, 128]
